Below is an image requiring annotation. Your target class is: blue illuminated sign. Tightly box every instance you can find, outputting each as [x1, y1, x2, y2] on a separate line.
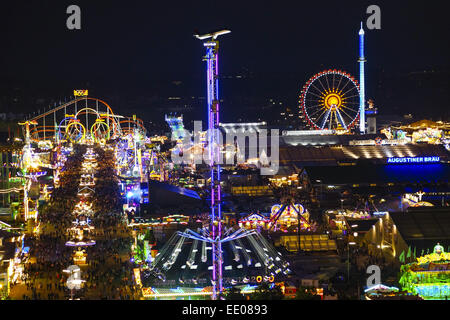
[387, 156, 440, 164]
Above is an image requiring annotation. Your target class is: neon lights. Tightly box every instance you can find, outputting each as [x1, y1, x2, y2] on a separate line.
[142, 287, 213, 298]
[73, 89, 88, 97]
[359, 22, 366, 134]
[399, 244, 450, 299]
[300, 70, 360, 130]
[270, 204, 310, 231]
[199, 31, 229, 300]
[65, 240, 96, 247]
[90, 120, 110, 144]
[65, 120, 86, 143]
[387, 156, 440, 164]
[364, 284, 399, 293]
[0, 187, 23, 194]
[373, 211, 388, 216]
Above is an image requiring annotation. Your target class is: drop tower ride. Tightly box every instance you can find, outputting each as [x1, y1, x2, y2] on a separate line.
[359, 22, 366, 134]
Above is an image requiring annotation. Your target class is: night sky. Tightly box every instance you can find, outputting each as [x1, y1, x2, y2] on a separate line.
[0, 1, 448, 120]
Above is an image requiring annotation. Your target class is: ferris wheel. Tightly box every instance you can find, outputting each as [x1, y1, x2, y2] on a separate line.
[300, 70, 360, 130]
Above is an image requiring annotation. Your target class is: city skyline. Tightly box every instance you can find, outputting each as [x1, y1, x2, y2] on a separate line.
[0, 1, 448, 122]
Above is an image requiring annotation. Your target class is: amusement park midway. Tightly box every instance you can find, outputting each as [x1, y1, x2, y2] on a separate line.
[0, 3, 449, 309]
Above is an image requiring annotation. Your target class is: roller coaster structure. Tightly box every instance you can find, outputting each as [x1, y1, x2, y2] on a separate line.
[24, 96, 146, 145]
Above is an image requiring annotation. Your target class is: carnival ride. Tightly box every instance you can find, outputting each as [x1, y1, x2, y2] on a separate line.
[351, 195, 380, 216]
[269, 203, 311, 232]
[299, 24, 367, 133]
[165, 114, 188, 162]
[116, 134, 143, 178]
[358, 23, 366, 133]
[399, 244, 450, 300]
[140, 30, 289, 299]
[165, 114, 185, 142]
[19, 95, 150, 183]
[23, 96, 147, 149]
[300, 70, 361, 131]
[14, 94, 157, 223]
[146, 226, 290, 287]
[191, 30, 229, 299]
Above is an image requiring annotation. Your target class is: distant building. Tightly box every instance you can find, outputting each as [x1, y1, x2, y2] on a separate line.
[278, 144, 449, 197]
[0, 230, 22, 298]
[0, 144, 22, 208]
[362, 209, 450, 262]
[275, 234, 337, 253]
[279, 143, 448, 168]
[366, 101, 378, 134]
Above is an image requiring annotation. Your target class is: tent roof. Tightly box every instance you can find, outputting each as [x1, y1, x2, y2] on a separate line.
[390, 210, 450, 241]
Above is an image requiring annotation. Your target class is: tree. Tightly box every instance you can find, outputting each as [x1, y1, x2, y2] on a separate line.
[144, 229, 156, 244]
[224, 287, 245, 300]
[249, 283, 284, 300]
[407, 246, 412, 260]
[399, 250, 405, 264]
[295, 286, 321, 300]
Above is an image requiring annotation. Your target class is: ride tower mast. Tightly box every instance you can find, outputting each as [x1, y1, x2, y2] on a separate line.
[358, 22, 366, 134]
[195, 29, 230, 300]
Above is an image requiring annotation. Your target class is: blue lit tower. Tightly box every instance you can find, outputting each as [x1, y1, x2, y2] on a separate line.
[358, 22, 366, 134]
[195, 29, 230, 299]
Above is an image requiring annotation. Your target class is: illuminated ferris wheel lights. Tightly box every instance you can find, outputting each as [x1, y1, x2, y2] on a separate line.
[300, 69, 360, 131]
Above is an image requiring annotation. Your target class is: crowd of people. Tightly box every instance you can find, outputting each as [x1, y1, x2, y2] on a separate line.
[11, 233, 73, 300]
[11, 143, 141, 300]
[82, 239, 138, 299]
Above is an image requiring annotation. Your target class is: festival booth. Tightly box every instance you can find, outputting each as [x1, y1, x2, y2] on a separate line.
[238, 212, 270, 230]
[72, 247, 88, 266]
[389, 120, 450, 144]
[403, 192, 435, 209]
[142, 286, 213, 299]
[363, 284, 421, 300]
[324, 209, 371, 237]
[399, 243, 450, 300]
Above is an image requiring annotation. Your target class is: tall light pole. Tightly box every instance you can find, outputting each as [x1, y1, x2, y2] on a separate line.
[195, 29, 231, 300]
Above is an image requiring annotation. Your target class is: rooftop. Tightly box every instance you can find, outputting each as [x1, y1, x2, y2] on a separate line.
[279, 144, 449, 167]
[390, 210, 450, 246]
[305, 163, 449, 185]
